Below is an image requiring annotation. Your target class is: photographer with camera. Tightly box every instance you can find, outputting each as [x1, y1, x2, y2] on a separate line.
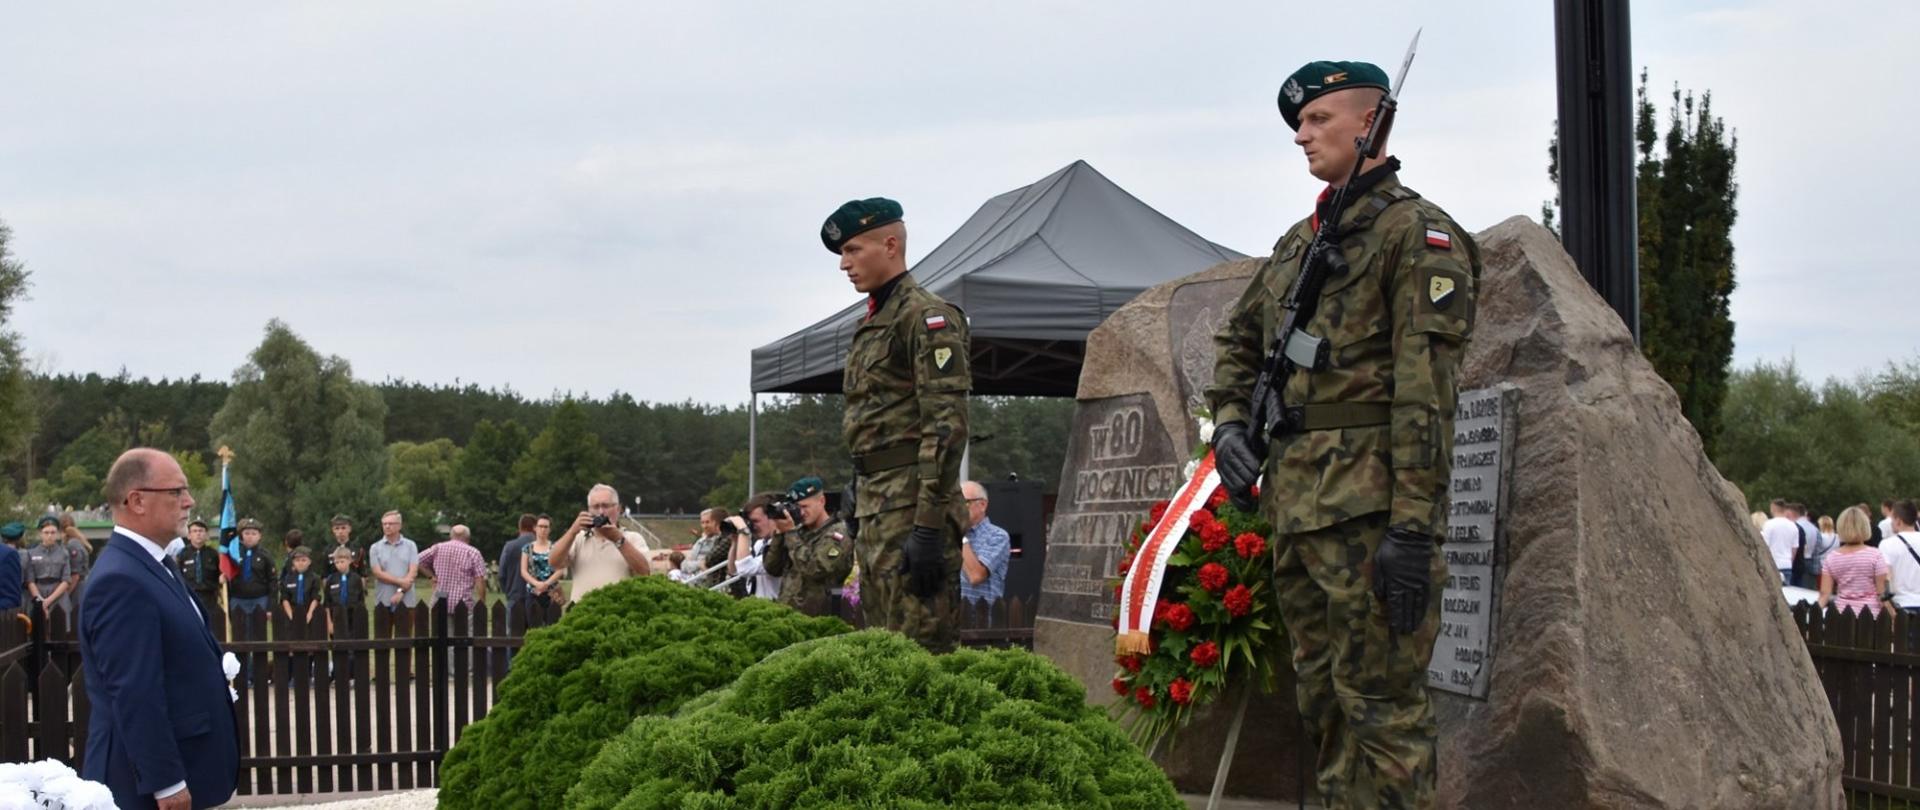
[762, 476, 854, 617]
[729, 495, 786, 601]
[550, 483, 652, 605]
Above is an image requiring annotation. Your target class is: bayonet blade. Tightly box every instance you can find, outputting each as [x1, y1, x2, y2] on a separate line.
[1389, 28, 1421, 101]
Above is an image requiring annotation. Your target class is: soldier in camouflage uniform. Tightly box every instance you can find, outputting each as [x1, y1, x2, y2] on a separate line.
[1207, 60, 1479, 810]
[824, 198, 971, 653]
[763, 476, 854, 616]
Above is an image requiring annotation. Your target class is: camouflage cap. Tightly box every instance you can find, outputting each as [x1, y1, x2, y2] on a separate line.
[329, 514, 353, 526]
[1277, 60, 1390, 131]
[291, 546, 313, 559]
[788, 475, 826, 501]
[187, 518, 208, 530]
[237, 517, 263, 531]
[821, 197, 903, 254]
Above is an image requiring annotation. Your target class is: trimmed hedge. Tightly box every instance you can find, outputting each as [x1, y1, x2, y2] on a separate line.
[439, 577, 850, 809]
[567, 630, 1182, 810]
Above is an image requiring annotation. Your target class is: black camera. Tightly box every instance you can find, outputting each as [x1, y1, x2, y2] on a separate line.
[589, 514, 611, 529]
[768, 496, 803, 525]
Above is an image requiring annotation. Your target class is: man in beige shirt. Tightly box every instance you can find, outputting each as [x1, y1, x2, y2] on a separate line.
[550, 483, 652, 604]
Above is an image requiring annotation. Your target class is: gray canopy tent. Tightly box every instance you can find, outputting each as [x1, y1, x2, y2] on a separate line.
[747, 159, 1245, 490]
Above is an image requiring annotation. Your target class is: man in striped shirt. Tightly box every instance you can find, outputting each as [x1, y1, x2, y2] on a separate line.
[418, 524, 488, 610]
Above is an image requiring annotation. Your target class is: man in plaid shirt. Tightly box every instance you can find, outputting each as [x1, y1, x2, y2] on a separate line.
[418, 524, 488, 610]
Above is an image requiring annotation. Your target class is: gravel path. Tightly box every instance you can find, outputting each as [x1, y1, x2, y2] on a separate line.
[225, 788, 436, 809]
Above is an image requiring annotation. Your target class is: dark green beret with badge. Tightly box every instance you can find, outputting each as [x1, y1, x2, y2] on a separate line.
[0, 522, 22, 542]
[788, 476, 826, 501]
[821, 197, 903, 254]
[1277, 60, 1390, 131]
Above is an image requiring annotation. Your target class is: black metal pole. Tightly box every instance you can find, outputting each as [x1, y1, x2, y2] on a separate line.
[1553, 0, 1640, 343]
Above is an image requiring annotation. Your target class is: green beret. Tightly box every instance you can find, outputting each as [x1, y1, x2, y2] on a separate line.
[1277, 60, 1390, 131]
[0, 522, 23, 541]
[821, 198, 903, 254]
[788, 476, 826, 501]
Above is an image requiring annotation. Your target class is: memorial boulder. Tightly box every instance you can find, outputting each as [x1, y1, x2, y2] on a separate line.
[1034, 217, 1843, 807]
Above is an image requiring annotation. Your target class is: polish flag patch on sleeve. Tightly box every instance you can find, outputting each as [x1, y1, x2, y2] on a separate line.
[1425, 227, 1452, 250]
[925, 314, 948, 331]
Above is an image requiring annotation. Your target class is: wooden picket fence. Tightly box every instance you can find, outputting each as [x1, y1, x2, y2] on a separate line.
[0, 598, 563, 797]
[1793, 602, 1920, 808]
[0, 587, 1030, 797]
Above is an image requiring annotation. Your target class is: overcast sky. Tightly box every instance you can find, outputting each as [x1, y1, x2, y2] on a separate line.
[2, 1, 1912, 405]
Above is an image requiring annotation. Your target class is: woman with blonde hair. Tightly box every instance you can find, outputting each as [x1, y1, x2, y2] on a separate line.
[1750, 511, 1768, 535]
[1821, 506, 1890, 617]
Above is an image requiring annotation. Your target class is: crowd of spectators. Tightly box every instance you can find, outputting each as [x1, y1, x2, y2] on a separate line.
[1, 477, 1019, 630]
[1763, 498, 1920, 619]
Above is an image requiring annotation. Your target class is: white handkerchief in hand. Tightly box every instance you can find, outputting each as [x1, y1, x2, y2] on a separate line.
[222, 652, 241, 679]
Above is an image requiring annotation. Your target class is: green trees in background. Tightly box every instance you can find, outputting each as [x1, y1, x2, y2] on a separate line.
[1546, 72, 1739, 455]
[1713, 360, 1920, 518]
[0, 221, 34, 495]
[508, 399, 614, 526]
[208, 320, 390, 540]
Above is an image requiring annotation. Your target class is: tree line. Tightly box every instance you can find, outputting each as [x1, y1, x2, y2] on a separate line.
[2, 320, 1073, 558]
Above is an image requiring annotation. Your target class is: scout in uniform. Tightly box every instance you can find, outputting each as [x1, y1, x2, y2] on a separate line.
[763, 476, 855, 617]
[25, 517, 74, 614]
[1208, 59, 1479, 809]
[227, 517, 277, 615]
[826, 198, 971, 652]
[280, 546, 324, 626]
[177, 519, 226, 616]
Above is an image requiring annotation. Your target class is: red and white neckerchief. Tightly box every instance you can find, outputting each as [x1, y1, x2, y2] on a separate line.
[1116, 451, 1221, 655]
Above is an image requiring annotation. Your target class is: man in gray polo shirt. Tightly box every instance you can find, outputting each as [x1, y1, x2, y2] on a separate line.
[368, 510, 419, 610]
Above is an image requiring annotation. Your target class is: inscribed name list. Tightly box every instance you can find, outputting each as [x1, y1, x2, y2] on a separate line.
[1427, 386, 1515, 699]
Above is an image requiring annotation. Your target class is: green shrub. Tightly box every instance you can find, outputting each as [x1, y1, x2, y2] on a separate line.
[439, 577, 850, 809]
[567, 630, 1181, 810]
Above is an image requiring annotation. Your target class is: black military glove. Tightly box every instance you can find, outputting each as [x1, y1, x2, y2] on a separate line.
[1211, 421, 1262, 512]
[1372, 528, 1435, 637]
[901, 525, 946, 599]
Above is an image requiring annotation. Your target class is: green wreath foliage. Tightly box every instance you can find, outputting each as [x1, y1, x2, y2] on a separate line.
[567, 630, 1181, 810]
[439, 577, 851, 809]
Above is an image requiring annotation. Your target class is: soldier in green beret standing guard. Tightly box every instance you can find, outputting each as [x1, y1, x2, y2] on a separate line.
[1208, 55, 1478, 809]
[825, 198, 971, 652]
[762, 476, 855, 617]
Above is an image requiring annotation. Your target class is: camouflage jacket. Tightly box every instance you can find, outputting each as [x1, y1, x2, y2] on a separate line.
[763, 517, 853, 615]
[1207, 167, 1479, 537]
[843, 273, 971, 529]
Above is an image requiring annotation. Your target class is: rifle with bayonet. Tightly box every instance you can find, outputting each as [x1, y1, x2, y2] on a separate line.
[1222, 31, 1421, 511]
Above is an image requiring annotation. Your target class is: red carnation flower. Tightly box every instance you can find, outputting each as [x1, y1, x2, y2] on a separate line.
[1165, 602, 1195, 632]
[1207, 487, 1229, 510]
[1117, 654, 1144, 673]
[1250, 484, 1261, 499]
[1112, 677, 1129, 695]
[1135, 686, 1156, 709]
[1112, 582, 1123, 600]
[1152, 600, 1171, 628]
[1190, 641, 1221, 669]
[1197, 562, 1230, 593]
[1169, 677, 1195, 705]
[1223, 584, 1253, 617]
[1200, 520, 1230, 548]
[1191, 509, 1216, 529]
[1234, 532, 1267, 560]
[1149, 500, 1172, 524]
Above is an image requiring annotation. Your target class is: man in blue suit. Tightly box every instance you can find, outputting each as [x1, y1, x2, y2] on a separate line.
[80, 448, 238, 810]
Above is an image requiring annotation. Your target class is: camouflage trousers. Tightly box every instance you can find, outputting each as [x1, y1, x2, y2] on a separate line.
[855, 507, 963, 653]
[1272, 511, 1446, 810]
